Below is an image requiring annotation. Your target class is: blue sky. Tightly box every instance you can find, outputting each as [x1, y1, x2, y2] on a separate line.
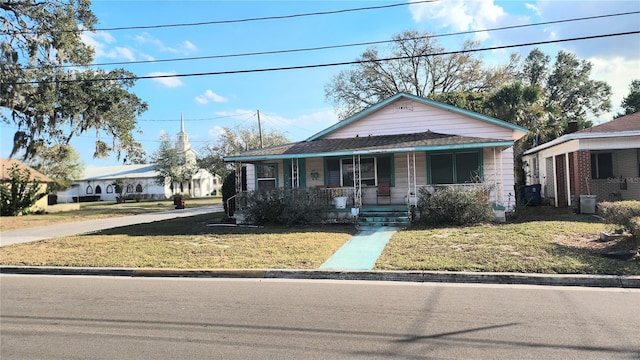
[2, 0, 639, 167]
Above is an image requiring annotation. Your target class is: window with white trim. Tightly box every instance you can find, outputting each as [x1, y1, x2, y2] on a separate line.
[256, 164, 277, 189]
[325, 156, 392, 187]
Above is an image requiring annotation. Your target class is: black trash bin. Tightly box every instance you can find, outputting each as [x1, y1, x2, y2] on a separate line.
[173, 196, 185, 209]
[518, 184, 541, 206]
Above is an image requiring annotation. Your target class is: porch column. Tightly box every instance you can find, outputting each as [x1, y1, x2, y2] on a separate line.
[554, 154, 568, 207]
[406, 152, 416, 206]
[552, 156, 558, 207]
[234, 161, 242, 194]
[565, 152, 572, 206]
[353, 155, 362, 208]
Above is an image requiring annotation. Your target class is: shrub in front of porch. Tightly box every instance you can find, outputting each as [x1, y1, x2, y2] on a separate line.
[245, 188, 326, 225]
[598, 200, 640, 239]
[417, 186, 494, 226]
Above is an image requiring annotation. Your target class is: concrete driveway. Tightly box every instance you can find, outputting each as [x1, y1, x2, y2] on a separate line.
[0, 204, 223, 247]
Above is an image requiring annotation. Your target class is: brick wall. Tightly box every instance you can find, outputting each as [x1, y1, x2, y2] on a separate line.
[571, 150, 592, 196]
[555, 154, 567, 207]
[574, 150, 593, 195]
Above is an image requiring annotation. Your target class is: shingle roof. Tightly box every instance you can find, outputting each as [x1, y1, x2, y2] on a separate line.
[226, 131, 511, 161]
[576, 112, 640, 133]
[0, 158, 53, 182]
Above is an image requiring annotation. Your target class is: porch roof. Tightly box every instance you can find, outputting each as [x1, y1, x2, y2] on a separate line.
[225, 131, 513, 162]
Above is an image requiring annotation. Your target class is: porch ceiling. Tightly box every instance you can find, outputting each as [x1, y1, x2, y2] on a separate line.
[224, 131, 513, 162]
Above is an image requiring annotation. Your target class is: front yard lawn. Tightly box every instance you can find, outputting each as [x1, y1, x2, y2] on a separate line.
[1, 206, 638, 275]
[376, 208, 639, 275]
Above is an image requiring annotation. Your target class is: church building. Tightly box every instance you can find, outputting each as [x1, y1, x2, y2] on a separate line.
[56, 116, 221, 203]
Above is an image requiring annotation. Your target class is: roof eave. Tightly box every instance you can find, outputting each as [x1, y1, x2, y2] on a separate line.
[523, 130, 640, 155]
[224, 140, 514, 162]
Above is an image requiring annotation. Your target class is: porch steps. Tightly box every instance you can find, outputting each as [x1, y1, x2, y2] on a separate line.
[357, 206, 410, 229]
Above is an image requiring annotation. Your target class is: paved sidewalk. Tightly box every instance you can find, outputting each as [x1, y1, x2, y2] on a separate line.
[0, 204, 223, 247]
[320, 227, 397, 270]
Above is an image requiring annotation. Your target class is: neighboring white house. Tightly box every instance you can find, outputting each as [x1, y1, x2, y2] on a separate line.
[522, 112, 640, 207]
[225, 93, 528, 221]
[57, 116, 221, 202]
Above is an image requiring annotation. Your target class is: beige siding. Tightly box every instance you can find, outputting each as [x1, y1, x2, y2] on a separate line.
[323, 99, 515, 140]
[305, 157, 325, 188]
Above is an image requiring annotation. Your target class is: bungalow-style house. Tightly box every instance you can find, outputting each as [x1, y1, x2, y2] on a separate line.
[522, 112, 640, 208]
[1, 158, 56, 213]
[56, 117, 221, 203]
[224, 93, 528, 224]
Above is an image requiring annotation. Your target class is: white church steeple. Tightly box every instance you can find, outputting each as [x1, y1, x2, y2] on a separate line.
[176, 112, 189, 152]
[175, 113, 197, 165]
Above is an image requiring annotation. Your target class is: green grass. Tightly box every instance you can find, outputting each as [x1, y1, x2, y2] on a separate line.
[1, 206, 638, 274]
[1, 197, 221, 231]
[0, 212, 355, 269]
[376, 209, 640, 275]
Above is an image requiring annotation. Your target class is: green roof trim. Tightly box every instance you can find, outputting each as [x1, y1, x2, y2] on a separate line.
[306, 92, 529, 141]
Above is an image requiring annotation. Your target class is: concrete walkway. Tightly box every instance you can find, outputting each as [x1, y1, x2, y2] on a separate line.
[319, 227, 397, 270]
[0, 205, 223, 247]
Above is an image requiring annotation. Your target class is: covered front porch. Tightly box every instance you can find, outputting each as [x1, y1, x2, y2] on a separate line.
[227, 150, 513, 225]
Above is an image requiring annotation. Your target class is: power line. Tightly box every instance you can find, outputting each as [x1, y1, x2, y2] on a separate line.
[96, 0, 437, 31]
[23, 11, 639, 70]
[3, 0, 437, 35]
[137, 112, 255, 122]
[7, 31, 638, 86]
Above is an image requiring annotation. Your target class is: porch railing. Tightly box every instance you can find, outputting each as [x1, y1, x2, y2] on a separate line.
[228, 184, 494, 216]
[228, 187, 357, 216]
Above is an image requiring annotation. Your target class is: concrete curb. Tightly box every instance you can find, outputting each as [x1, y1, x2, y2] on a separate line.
[2, 266, 639, 288]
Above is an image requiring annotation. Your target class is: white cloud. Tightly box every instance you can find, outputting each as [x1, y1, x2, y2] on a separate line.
[587, 56, 640, 122]
[525, 3, 541, 16]
[134, 32, 196, 54]
[195, 90, 228, 105]
[259, 109, 339, 139]
[409, 0, 505, 40]
[112, 47, 136, 61]
[212, 109, 338, 141]
[184, 41, 197, 52]
[208, 125, 226, 139]
[148, 71, 183, 88]
[82, 31, 137, 61]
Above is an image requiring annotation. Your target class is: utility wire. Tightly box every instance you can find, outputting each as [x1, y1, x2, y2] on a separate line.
[22, 11, 639, 70]
[137, 111, 255, 122]
[7, 31, 638, 86]
[97, 0, 437, 31]
[3, 0, 437, 35]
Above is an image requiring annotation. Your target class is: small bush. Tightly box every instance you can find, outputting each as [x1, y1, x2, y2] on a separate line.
[221, 172, 236, 215]
[629, 216, 640, 239]
[417, 186, 494, 226]
[597, 200, 640, 231]
[245, 188, 326, 225]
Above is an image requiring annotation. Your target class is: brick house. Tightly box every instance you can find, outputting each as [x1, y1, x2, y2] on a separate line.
[521, 112, 640, 207]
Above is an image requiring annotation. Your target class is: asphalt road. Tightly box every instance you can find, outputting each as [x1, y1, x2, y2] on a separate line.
[1, 275, 638, 359]
[0, 204, 223, 246]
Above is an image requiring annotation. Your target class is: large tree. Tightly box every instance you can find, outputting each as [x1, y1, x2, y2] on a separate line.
[616, 79, 640, 117]
[544, 51, 611, 131]
[325, 30, 517, 119]
[198, 124, 290, 179]
[151, 134, 198, 193]
[1, 0, 148, 161]
[27, 144, 84, 192]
